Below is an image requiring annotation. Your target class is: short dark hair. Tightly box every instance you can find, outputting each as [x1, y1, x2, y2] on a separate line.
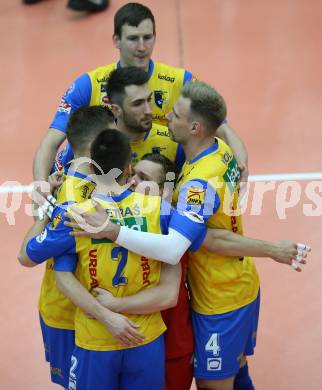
[107, 66, 150, 106]
[66, 106, 115, 152]
[114, 3, 155, 38]
[141, 153, 179, 186]
[181, 81, 227, 131]
[91, 129, 131, 176]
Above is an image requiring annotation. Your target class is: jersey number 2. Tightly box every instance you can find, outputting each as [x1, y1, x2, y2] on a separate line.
[111, 246, 128, 287]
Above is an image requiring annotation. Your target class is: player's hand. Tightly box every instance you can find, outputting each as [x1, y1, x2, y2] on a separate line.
[48, 171, 63, 196]
[64, 201, 119, 240]
[92, 287, 118, 311]
[31, 181, 55, 220]
[103, 311, 145, 346]
[270, 241, 311, 272]
[31, 181, 50, 208]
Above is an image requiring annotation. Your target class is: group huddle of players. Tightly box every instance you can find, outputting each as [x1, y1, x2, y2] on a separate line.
[18, 3, 310, 390]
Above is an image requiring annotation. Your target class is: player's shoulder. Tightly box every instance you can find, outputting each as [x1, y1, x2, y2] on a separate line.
[57, 173, 95, 204]
[186, 139, 232, 179]
[86, 63, 117, 82]
[215, 137, 235, 166]
[152, 60, 188, 81]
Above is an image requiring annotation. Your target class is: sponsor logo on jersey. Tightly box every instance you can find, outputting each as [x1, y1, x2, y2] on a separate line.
[51, 214, 62, 230]
[91, 216, 147, 244]
[54, 157, 63, 172]
[81, 184, 94, 199]
[186, 187, 205, 206]
[156, 129, 169, 137]
[151, 146, 166, 154]
[97, 76, 108, 83]
[183, 211, 204, 223]
[57, 98, 71, 114]
[141, 256, 151, 286]
[207, 358, 222, 371]
[154, 90, 168, 109]
[221, 151, 232, 166]
[64, 83, 75, 96]
[36, 229, 48, 243]
[223, 157, 240, 194]
[152, 114, 167, 123]
[100, 83, 107, 93]
[89, 249, 99, 289]
[158, 74, 175, 83]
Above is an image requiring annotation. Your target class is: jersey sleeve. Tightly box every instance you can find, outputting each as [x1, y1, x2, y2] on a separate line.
[26, 207, 76, 264]
[159, 200, 172, 234]
[183, 70, 193, 84]
[49, 73, 92, 134]
[170, 179, 220, 247]
[54, 253, 78, 272]
[51, 143, 74, 174]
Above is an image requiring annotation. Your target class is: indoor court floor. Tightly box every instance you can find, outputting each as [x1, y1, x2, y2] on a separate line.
[1, 0, 322, 389]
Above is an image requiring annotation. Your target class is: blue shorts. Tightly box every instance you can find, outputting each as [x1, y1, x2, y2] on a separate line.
[68, 335, 165, 390]
[192, 292, 260, 380]
[39, 313, 75, 388]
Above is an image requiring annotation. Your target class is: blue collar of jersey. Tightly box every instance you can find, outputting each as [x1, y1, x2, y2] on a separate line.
[65, 169, 96, 184]
[116, 59, 154, 78]
[189, 139, 219, 164]
[94, 189, 132, 202]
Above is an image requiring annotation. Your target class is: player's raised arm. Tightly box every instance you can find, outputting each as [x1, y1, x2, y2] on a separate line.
[33, 128, 66, 182]
[33, 74, 92, 183]
[92, 262, 181, 315]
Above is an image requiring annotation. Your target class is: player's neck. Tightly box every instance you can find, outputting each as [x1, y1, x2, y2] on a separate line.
[183, 137, 214, 161]
[95, 178, 129, 197]
[69, 156, 92, 176]
[119, 58, 150, 73]
[117, 122, 146, 142]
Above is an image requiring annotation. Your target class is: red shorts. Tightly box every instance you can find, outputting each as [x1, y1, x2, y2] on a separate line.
[162, 254, 193, 360]
[165, 353, 193, 390]
[162, 254, 194, 390]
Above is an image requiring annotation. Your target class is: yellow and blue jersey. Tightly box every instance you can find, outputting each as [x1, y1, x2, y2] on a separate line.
[26, 171, 95, 329]
[41, 188, 205, 352]
[53, 190, 171, 351]
[170, 138, 260, 315]
[50, 59, 193, 133]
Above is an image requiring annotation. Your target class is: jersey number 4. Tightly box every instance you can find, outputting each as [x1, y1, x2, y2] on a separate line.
[111, 246, 128, 287]
[205, 333, 221, 356]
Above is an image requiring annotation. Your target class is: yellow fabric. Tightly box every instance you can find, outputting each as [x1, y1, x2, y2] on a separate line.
[38, 174, 95, 329]
[130, 123, 179, 164]
[73, 192, 166, 351]
[173, 138, 260, 315]
[87, 60, 187, 125]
